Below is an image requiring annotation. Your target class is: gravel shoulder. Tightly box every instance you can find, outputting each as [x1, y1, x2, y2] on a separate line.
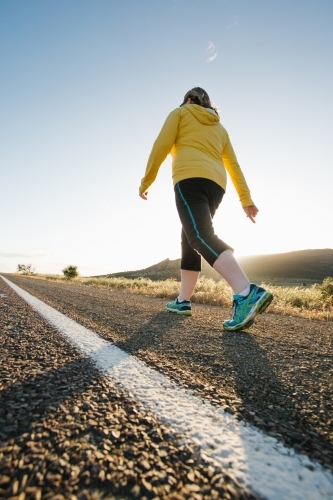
[2, 276, 333, 475]
[0, 276, 258, 500]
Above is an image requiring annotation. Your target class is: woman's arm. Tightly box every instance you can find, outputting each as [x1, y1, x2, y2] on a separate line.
[222, 136, 254, 208]
[139, 109, 180, 197]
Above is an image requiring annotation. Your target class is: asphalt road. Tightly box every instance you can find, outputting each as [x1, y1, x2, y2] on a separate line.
[1, 274, 333, 499]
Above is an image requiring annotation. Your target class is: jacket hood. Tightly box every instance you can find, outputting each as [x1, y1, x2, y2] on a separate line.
[182, 104, 220, 125]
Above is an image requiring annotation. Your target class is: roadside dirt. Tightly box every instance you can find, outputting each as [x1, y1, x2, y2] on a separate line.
[4, 274, 333, 475]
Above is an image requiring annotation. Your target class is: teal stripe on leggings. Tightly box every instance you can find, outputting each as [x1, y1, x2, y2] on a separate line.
[177, 184, 219, 258]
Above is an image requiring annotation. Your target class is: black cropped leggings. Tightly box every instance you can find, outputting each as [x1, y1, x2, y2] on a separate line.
[175, 178, 233, 271]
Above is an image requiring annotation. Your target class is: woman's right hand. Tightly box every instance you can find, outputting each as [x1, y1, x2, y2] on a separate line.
[139, 190, 149, 200]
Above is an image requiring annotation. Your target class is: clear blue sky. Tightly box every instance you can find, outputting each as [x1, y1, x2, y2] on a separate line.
[1, 0, 332, 276]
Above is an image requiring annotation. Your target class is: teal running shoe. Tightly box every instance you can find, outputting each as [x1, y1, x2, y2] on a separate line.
[223, 284, 273, 331]
[166, 298, 192, 316]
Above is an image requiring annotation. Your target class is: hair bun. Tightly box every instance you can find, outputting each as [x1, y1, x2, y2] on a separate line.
[180, 87, 218, 114]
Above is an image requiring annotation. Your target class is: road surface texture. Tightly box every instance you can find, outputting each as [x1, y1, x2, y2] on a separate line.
[1, 274, 333, 499]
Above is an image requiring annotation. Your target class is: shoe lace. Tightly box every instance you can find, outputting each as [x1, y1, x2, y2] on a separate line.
[232, 296, 243, 308]
[231, 296, 246, 319]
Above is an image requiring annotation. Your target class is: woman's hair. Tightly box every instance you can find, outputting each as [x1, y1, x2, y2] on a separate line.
[180, 87, 218, 114]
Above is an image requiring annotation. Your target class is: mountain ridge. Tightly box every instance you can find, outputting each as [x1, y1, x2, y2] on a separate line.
[96, 249, 333, 283]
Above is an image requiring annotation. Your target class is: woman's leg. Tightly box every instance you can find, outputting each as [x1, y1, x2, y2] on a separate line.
[179, 269, 200, 301]
[213, 249, 250, 294]
[178, 227, 201, 301]
[173, 178, 273, 328]
[175, 179, 250, 294]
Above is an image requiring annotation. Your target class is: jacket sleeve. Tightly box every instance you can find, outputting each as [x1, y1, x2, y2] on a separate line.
[139, 109, 180, 194]
[222, 135, 254, 207]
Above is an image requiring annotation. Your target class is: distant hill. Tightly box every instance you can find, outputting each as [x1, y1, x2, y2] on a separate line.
[97, 249, 333, 283]
[237, 249, 333, 281]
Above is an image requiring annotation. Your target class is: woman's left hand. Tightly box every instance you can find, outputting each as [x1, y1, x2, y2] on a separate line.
[243, 204, 259, 223]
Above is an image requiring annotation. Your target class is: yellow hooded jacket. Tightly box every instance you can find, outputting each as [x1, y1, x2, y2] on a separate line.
[139, 104, 254, 207]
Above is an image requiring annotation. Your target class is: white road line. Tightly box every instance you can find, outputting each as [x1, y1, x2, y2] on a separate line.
[2, 275, 333, 500]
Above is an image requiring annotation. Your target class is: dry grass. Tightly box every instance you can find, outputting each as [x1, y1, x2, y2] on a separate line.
[22, 274, 333, 321]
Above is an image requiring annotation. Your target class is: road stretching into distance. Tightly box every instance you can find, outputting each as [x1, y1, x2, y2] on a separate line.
[1, 274, 333, 499]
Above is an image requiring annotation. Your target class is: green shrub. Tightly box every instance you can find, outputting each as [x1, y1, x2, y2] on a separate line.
[62, 265, 79, 280]
[17, 264, 35, 275]
[320, 277, 333, 299]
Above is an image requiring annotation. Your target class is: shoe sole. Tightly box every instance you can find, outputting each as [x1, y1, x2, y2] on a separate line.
[223, 292, 273, 332]
[166, 306, 192, 316]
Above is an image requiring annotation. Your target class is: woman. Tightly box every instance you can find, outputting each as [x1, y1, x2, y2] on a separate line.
[139, 87, 273, 331]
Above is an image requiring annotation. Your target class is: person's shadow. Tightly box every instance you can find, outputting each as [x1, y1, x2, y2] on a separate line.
[0, 358, 100, 441]
[115, 310, 185, 354]
[220, 330, 333, 470]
